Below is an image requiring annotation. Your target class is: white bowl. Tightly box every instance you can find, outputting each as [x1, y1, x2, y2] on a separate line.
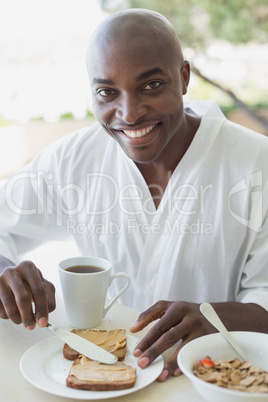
[178, 332, 268, 402]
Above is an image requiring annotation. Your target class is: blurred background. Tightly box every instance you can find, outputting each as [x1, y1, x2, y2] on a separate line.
[1, 0, 268, 179]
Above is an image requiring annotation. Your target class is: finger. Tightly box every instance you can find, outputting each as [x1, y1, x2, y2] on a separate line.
[27, 268, 56, 317]
[0, 285, 21, 323]
[13, 280, 36, 328]
[0, 267, 35, 327]
[0, 298, 8, 319]
[136, 305, 196, 367]
[158, 330, 207, 382]
[0, 279, 10, 319]
[23, 265, 49, 327]
[6, 261, 46, 328]
[136, 325, 182, 368]
[43, 278, 56, 314]
[133, 303, 183, 357]
[157, 348, 182, 382]
[130, 300, 170, 333]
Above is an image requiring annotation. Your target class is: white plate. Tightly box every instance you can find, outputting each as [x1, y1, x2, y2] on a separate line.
[20, 334, 164, 399]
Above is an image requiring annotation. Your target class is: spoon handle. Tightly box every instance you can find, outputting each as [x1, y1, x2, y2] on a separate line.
[200, 302, 247, 362]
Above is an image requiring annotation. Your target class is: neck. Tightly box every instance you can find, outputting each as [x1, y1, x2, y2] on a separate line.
[136, 114, 201, 208]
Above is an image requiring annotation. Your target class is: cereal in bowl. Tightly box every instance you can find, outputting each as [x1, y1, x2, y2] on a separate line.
[193, 356, 268, 393]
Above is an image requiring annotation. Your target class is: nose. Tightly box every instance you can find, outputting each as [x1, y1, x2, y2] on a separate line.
[115, 93, 147, 124]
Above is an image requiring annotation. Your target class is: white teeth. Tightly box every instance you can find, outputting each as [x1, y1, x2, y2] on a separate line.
[123, 124, 157, 138]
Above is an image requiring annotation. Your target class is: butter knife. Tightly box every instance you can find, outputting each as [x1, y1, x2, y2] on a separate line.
[47, 323, 118, 364]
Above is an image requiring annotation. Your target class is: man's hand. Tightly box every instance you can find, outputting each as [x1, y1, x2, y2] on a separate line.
[130, 301, 217, 382]
[0, 260, 56, 329]
[130, 300, 268, 382]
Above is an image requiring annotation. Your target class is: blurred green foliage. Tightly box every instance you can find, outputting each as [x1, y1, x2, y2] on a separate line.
[99, 0, 268, 47]
[202, 0, 268, 44]
[0, 115, 14, 127]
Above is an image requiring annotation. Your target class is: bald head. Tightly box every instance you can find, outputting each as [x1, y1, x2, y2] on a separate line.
[86, 8, 193, 164]
[86, 8, 184, 65]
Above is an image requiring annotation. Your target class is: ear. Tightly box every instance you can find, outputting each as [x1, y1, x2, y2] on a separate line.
[180, 60, 190, 95]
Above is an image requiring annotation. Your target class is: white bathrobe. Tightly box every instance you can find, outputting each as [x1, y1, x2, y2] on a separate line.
[1, 100, 268, 311]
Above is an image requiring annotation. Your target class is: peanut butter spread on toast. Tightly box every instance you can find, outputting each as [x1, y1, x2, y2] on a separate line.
[77, 329, 126, 353]
[70, 356, 136, 382]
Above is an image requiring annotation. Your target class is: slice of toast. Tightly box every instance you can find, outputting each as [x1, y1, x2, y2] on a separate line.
[66, 356, 136, 391]
[63, 329, 127, 361]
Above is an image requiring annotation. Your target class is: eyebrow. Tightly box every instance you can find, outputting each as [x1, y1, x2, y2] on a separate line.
[92, 78, 115, 85]
[92, 67, 167, 86]
[136, 67, 167, 81]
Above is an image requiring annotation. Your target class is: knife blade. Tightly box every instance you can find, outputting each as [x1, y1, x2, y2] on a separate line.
[47, 323, 118, 364]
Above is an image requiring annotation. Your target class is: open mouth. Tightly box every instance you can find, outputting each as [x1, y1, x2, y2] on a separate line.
[120, 123, 159, 138]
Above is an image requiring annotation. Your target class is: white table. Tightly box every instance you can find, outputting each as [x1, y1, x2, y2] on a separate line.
[0, 243, 203, 401]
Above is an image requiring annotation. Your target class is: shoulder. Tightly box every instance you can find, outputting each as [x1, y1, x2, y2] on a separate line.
[187, 99, 268, 154]
[35, 122, 111, 165]
[22, 122, 118, 183]
[220, 119, 268, 156]
[53, 121, 110, 154]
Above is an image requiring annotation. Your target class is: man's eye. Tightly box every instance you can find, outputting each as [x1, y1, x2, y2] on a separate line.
[97, 88, 115, 97]
[143, 81, 161, 90]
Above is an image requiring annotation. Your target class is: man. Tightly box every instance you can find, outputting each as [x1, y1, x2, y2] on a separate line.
[0, 9, 268, 382]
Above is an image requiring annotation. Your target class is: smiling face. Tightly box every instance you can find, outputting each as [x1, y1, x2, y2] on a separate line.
[86, 10, 191, 165]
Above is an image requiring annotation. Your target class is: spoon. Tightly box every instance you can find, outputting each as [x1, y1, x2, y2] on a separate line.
[200, 302, 247, 362]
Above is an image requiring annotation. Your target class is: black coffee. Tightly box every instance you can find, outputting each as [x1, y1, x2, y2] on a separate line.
[65, 265, 104, 274]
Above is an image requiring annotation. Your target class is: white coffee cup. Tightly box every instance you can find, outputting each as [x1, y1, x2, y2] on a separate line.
[58, 256, 131, 328]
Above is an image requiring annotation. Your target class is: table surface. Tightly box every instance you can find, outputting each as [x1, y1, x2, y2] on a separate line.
[0, 243, 204, 402]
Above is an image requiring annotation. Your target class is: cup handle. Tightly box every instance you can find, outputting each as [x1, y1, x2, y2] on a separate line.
[103, 272, 131, 317]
